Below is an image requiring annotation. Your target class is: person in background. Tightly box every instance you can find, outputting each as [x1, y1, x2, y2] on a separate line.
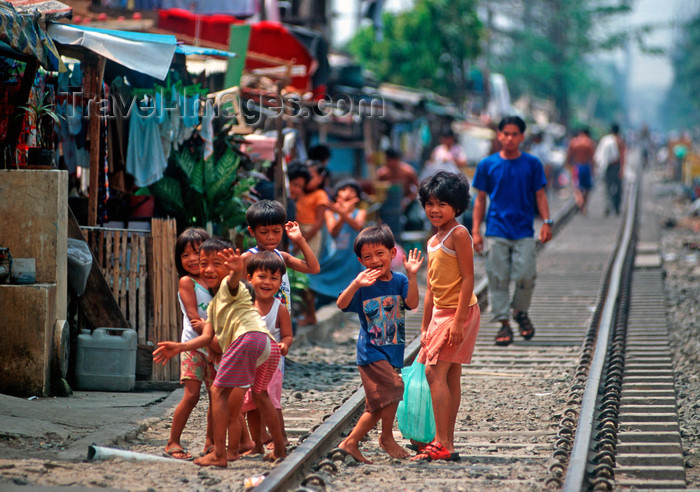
[471, 115, 553, 346]
[287, 162, 328, 326]
[527, 131, 553, 191]
[309, 179, 367, 307]
[594, 123, 626, 216]
[376, 148, 419, 213]
[336, 225, 423, 464]
[421, 130, 468, 180]
[308, 144, 331, 167]
[566, 127, 596, 215]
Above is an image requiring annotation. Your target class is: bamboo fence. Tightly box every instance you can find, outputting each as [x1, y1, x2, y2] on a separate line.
[81, 218, 180, 381]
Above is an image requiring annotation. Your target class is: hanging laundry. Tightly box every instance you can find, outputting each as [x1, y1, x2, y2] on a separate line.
[126, 104, 168, 187]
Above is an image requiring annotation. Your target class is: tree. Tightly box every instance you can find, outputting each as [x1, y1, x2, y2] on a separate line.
[486, 0, 634, 125]
[661, 10, 700, 130]
[347, 0, 482, 105]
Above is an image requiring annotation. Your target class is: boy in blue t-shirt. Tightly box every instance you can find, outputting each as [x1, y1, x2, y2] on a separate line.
[336, 225, 423, 464]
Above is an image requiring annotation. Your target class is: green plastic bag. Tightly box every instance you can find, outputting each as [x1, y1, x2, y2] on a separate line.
[397, 360, 435, 443]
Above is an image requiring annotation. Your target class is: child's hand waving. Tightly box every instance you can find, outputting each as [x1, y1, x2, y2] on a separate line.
[403, 248, 424, 275]
[219, 248, 243, 273]
[354, 267, 383, 287]
[285, 221, 302, 243]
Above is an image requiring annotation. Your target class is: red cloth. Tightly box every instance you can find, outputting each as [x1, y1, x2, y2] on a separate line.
[157, 11, 314, 92]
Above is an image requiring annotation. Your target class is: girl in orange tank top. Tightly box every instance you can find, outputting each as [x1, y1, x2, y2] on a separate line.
[411, 171, 481, 462]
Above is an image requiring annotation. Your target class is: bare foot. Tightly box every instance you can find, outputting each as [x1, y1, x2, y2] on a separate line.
[243, 444, 264, 456]
[266, 437, 289, 450]
[239, 438, 255, 454]
[194, 452, 227, 468]
[379, 436, 410, 459]
[263, 447, 287, 462]
[338, 439, 372, 464]
[226, 449, 240, 462]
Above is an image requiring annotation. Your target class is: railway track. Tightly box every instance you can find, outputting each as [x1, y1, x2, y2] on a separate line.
[251, 156, 688, 491]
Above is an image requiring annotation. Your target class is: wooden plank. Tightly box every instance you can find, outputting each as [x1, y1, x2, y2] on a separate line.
[151, 220, 161, 381]
[120, 229, 128, 314]
[138, 234, 147, 343]
[97, 229, 104, 271]
[104, 231, 112, 279]
[169, 219, 180, 381]
[146, 230, 155, 344]
[128, 232, 138, 331]
[156, 219, 165, 381]
[112, 230, 121, 301]
[68, 209, 129, 330]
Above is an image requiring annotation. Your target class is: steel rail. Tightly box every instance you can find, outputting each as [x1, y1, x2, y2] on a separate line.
[563, 164, 641, 492]
[256, 196, 579, 492]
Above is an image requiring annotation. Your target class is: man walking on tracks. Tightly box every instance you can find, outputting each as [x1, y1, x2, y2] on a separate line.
[471, 115, 553, 346]
[594, 123, 626, 216]
[566, 127, 596, 215]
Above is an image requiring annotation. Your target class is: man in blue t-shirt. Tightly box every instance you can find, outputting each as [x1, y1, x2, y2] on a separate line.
[472, 115, 553, 346]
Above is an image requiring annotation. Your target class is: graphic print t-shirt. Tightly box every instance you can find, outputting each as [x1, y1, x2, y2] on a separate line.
[342, 272, 409, 368]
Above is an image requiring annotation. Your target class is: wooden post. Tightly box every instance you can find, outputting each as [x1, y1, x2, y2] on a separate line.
[274, 83, 287, 210]
[84, 53, 106, 226]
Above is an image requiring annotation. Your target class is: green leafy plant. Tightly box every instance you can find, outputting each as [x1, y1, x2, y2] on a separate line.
[149, 140, 257, 236]
[18, 93, 63, 150]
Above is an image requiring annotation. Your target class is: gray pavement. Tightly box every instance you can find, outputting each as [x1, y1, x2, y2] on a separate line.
[0, 302, 347, 463]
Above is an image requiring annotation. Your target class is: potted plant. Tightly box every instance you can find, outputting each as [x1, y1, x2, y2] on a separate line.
[18, 93, 63, 168]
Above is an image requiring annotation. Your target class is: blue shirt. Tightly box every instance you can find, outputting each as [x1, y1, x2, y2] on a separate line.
[472, 152, 547, 240]
[342, 272, 409, 368]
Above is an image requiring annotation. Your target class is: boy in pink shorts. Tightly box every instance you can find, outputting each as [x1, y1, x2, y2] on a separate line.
[154, 237, 286, 467]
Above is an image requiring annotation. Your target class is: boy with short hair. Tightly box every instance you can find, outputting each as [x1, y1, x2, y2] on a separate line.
[240, 251, 293, 454]
[336, 225, 424, 464]
[153, 237, 286, 468]
[241, 199, 321, 313]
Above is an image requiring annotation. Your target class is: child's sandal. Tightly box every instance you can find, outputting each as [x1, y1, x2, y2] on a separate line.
[410, 441, 453, 461]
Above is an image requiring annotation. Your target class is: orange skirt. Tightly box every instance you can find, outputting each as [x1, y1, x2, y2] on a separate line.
[417, 304, 480, 366]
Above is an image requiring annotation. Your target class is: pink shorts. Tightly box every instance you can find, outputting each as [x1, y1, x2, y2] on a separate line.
[214, 332, 280, 392]
[241, 366, 283, 412]
[417, 303, 480, 366]
[180, 349, 215, 388]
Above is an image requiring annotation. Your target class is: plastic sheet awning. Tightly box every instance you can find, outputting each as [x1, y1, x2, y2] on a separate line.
[47, 23, 178, 80]
[174, 43, 236, 57]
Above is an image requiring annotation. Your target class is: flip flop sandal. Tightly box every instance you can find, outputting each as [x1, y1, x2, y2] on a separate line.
[163, 447, 193, 461]
[514, 312, 535, 340]
[410, 441, 453, 461]
[494, 325, 513, 346]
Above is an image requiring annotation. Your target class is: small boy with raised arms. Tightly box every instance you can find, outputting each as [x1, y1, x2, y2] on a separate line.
[153, 237, 286, 467]
[240, 251, 293, 454]
[241, 199, 320, 313]
[336, 225, 424, 464]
